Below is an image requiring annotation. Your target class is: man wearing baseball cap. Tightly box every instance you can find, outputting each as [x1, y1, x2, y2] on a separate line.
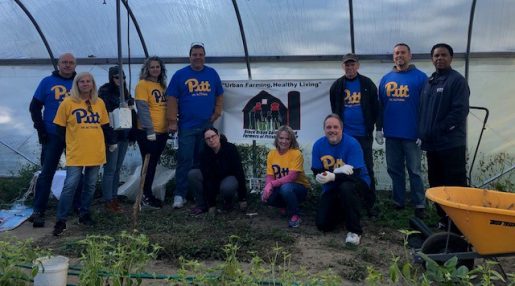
[329, 53, 379, 218]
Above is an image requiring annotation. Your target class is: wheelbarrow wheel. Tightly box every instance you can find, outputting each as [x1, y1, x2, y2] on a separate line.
[421, 232, 474, 270]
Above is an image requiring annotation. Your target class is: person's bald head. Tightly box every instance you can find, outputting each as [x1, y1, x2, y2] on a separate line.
[57, 53, 76, 78]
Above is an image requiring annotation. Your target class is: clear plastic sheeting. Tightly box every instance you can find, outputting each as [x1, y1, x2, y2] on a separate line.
[21, 0, 145, 58]
[472, 0, 515, 52]
[128, 0, 244, 57]
[0, 1, 48, 59]
[237, 0, 351, 56]
[353, 0, 470, 54]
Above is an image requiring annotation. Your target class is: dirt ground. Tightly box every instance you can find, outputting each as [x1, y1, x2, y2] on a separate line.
[2, 201, 514, 286]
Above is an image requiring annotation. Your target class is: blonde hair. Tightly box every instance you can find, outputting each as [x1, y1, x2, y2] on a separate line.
[70, 72, 98, 103]
[274, 125, 299, 150]
[139, 56, 167, 89]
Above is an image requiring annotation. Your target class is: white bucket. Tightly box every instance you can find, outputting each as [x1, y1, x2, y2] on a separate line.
[34, 255, 69, 286]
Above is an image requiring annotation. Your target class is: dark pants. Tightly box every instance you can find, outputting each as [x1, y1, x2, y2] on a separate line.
[316, 180, 368, 235]
[188, 169, 239, 208]
[136, 131, 168, 198]
[33, 134, 65, 213]
[427, 146, 468, 188]
[427, 145, 468, 220]
[354, 135, 376, 209]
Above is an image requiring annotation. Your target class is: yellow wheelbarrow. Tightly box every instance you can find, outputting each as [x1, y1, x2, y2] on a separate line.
[413, 186, 515, 271]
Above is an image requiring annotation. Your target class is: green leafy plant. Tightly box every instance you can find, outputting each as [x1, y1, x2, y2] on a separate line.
[170, 236, 342, 286]
[468, 260, 506, 285]
[0, 237, 48, 286]
[78, 231, 161, 286]
[474, 152, 514, 192]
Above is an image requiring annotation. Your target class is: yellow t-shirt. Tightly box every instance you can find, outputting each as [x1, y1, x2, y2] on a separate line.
[53, 97, 109, 166]
[266, 149, 311, 189]
[135, 79, 167, 133]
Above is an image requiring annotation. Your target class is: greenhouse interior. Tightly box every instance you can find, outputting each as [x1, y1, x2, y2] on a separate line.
[0, 0, 513, 186]
[0, 0, 514, 285]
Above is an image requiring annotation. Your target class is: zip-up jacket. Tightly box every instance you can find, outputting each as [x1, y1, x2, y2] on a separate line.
[330, 73, 379, 136]
[419, 68, 470, 151]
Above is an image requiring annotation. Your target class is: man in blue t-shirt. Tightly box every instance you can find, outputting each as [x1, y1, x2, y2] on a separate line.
[377, 43, 428, 219]
[311, 114, 371, 246]
[166, 43, 224, 209]
[329, 53, 379, 218]
[28, 53, 77, 227]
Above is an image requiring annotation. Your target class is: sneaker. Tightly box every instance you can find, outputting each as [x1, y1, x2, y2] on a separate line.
[53, 220, 67, 236]
[141, 195, 163, 209]
[190, 207, 207, 216]
[172, 195, 185, 209]
[30, 211, 45, 228]
[345, 232, 361, 246]
[288, 215, 301, 228]
[414, 208, 426, 219]
[79, 214, 95, 226]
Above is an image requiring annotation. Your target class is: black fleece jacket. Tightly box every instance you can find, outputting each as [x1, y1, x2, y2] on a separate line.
[199, 140, 247, 207]
[329, 73, 379, 136]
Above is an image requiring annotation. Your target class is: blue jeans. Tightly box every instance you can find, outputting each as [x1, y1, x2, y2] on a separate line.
[175, 123, 211, 198]
[56, 166, 99, 221]
[385, 138, 425, 208]
[102, 140, 129, 202]
[33, 134, 65, 213]
[267, 183, 308, 217]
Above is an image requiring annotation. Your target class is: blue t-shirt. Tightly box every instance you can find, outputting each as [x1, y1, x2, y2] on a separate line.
[378, 67, 427, 140]
[33, 73, 74, 135]
[166, 65, 224, 129]
[342, 78, 366, 137]
[311, 133, 371, 192]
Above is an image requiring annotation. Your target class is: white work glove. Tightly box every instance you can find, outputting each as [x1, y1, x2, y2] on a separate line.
[147, 133, 156, 141]
[334, 164, 354, 175]
[316, 171, 336, 184]
[108, 144, 118, 152]
[375, 130, 384, 145]
[416, 138, 422, 147]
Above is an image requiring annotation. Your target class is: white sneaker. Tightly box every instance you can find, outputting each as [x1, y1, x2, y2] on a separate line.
[172, 195, 185, 209]
[345, 232, 361, 246]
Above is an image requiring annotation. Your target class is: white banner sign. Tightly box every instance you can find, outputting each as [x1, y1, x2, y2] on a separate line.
[220, 79, 334, 145]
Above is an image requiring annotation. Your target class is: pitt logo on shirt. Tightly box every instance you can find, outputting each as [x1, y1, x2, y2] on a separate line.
[72, 109, 101, 124]
[152, 89, 166, 103]
[385, 82, 409, 98]
[52, 85, 70, 102]
[185, 79, 211, 95]
[320, 155, 345, 170]
[272, 164, 289, 178]
[344, 89, 361, 105]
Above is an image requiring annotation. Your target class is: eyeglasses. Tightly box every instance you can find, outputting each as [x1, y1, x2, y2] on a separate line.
[204, 134, 218, 141]
[85, 100, 93, 114]
[191, 42, 205, 48]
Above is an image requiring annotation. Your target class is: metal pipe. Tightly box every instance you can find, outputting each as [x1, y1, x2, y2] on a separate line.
[231, 0, 252, 79]
[348, 0, 355, 53]
[465, 0, 477, 81]
[121, 0, 149, 58]
[13, 0, 57, 70]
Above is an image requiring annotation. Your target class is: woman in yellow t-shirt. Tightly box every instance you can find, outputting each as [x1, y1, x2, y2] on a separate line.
[135, 56, 168, 209]
[52, 72, 113, 236]
[261, 125, 311, 228]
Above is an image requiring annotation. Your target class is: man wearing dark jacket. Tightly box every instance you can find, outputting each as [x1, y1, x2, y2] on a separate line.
[419, 43, 470, 188]
[329, 53, 379, 216]
[28, 53, 77, 227]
